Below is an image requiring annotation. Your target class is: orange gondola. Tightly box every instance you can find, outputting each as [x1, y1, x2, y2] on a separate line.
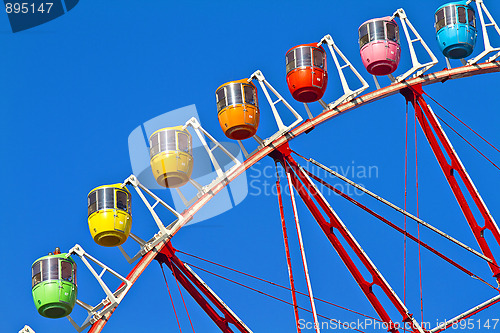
[216, 79, 260, 140]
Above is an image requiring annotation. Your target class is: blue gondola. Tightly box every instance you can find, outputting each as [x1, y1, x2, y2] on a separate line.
[435, 1, 477, 59]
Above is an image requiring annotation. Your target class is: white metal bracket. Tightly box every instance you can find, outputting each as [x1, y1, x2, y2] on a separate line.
[249, 70, 303, 145]
[116, 120, 242, 263]
[392, 8, 439, 82]
[164, 117, 243, 207]
[318, 34, 369, 110]
[174, 178, 204, 207]
[444, 57, 468, 69]
[65, 244, 132, 333]
[19, 326, 35, 333]
[303, 103, 314, 119]
[184, 117, 241, 179]
[467, 0, 500, 64]
[116, 174, 183, 264]
[430, 293, 500, 332]
[117, 233, 151, 264]
[237, 135, 264, 159]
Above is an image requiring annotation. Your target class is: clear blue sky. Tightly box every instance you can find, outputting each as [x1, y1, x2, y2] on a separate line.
[2, 1, 500, 332]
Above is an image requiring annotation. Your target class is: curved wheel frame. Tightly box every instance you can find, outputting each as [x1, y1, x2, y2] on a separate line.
[88, 61, 500, 333]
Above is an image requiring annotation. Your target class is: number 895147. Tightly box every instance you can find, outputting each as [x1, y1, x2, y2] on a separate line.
[5, 2, 53, 14]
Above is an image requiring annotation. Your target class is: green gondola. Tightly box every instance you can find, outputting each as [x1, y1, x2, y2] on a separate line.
[31, 248, 77, 318]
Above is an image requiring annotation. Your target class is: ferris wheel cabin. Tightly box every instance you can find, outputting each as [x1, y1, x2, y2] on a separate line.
[216, 79, 260, 140]
[149, 126, 194, 187]
[359, 17, 401, 76]
[435, 1, 477, 59]
[88, 184, 132, 247]
[31, 248, 77, 319]
[285, 43, 328, 103]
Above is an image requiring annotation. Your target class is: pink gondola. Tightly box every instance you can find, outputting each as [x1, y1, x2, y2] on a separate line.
[359, 17, 401, 76]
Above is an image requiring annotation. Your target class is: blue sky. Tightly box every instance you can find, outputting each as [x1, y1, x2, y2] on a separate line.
[2, 1, 500, 332]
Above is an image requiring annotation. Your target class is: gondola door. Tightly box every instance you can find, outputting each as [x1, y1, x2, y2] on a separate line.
[59, 260, 75, 305]
[457, 6, 467, 44]
[176, 131, 191, 175]
[311, 48, 324, 90]
[243, 84, 257, 128]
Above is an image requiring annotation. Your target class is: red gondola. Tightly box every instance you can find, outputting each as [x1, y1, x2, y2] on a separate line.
[285, 43, 328, 103]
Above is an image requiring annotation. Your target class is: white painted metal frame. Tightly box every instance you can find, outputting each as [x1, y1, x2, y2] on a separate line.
[117, 174, 183, 264]
[237, 133, 265, 159]
[179, 117, 242, 202]
[392, 8, 439, 82]
[18, 326, 35, 333]
[429, 294, 500, 332]
[249, 70, 303, 145]
[318, 34, 369, 110]
[467, 0, 500, 64]
[183, 117, 241, 180]
[66, 244, 132, 333]
[117, 119, 242, 264]
[285, 170, 321, 333]
[174, 178, 205, 208]
[444, 57, 468, 70]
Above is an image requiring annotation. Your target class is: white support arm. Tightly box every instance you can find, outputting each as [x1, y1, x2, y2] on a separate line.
[467, 0, 500, 64]
[19, 326, 35, 333]
[114, 175, 183, 264]
[124, 175, 181, 220]
[174, 178, 205, 207]
[183, 117, 241, 179]
[318, 34, 369, 109]
[65, 244, 132, 333]
[237, 135, 264, 159]
[117, 233, 153, 264]
[392, 8, 438, 82]
[249, 70, 303, 144]
[430, 294, 500, 332]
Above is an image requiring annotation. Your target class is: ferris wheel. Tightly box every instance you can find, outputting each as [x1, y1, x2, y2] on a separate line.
[29, 1, 500, 332]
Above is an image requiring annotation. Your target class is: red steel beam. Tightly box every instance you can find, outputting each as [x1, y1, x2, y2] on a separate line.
[156, 244, 252, 333]
[275, 163, 302, 333]
[87, 62, 500, 333]
[86, 63, 500, 333]
[270, 144, 427, 333]
[302, 167, 500, 290]
[401, 85, 500, 281]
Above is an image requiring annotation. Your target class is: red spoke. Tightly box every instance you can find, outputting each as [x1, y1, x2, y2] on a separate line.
[275, 162, 302, 333]
[186, 262, 368, 333]
[170, 258, 196, 333]
[422, 90, 500, 154]
[285, 166, 321, 333]
[414, 106, 424, 322]
[402, 85, 500, 282]
[301, 168, 500, 293]
[434, 113, 500, 171]
[175, 249, 383, 323]
[404, 100, 409, 324]
[160, 263, 183, 333]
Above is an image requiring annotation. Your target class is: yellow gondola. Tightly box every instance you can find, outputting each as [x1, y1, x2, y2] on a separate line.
[149, 126, 194, 188]
[87, 184, 132, 247]
[216, 79, 260, 140]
